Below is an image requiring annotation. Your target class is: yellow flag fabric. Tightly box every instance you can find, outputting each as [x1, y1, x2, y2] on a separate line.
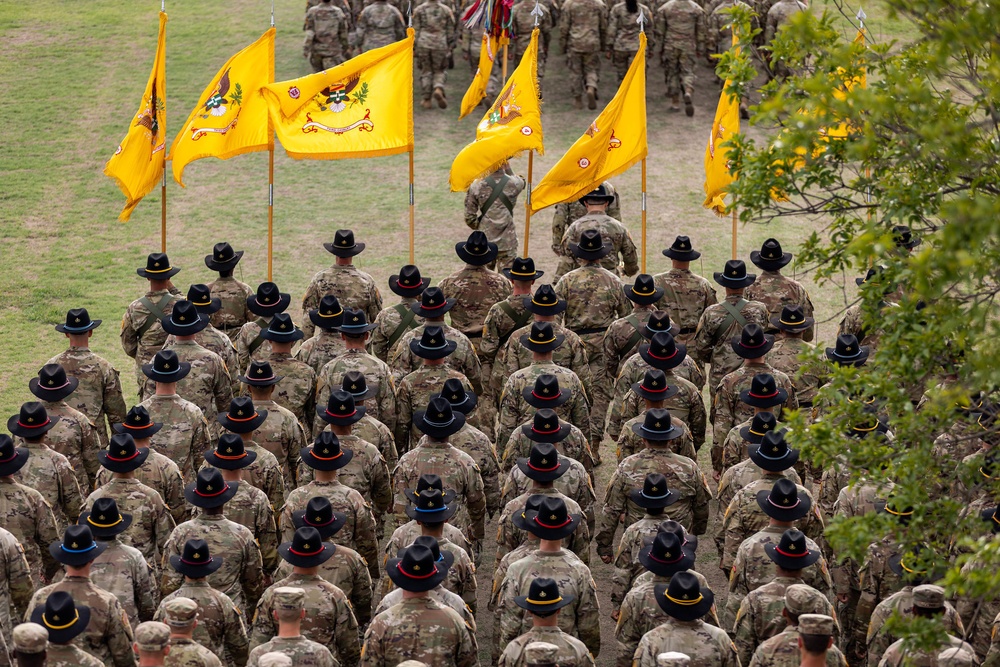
[169, 28, 275, 186]
[825, 28, 866, 140]
[459, 33, 501, 120]
[260, 29, 414, 160]
[530, 33, 647, 212]
[449, 29, 544, 192]
[703, 34, 740, 215]
[104, 12, 167, 222]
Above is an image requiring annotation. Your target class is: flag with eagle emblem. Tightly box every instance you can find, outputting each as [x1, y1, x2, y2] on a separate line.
[459, 32, 502, 120]
[260, 29, 413, 160]
[449, 28, 544, 191]
[103, 12, 167, 222]
[703, 32, 741, 215]
[169, 28, 275, 186]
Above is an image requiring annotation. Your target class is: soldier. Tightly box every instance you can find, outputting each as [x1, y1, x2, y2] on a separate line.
[511, 0, 553, 88]
[551, 184, 622, 270]
[837, 268, 900, 354]
[654, 0, 705, 114]
[316, 318, 396, 433]
[246, 587, 337, 667]
[240, 361, 306, 492]
[481, 257, 542, 388]
[746, 238, 816, 340]
[138, 350, 212, 482]
[161, 468, 265, 614]
[767, 305, 822, 407]
[559, 186, 638, 279]
[764, 0, 807, 80]
[717, 425, 802, 523]
[251, 527, 360, 665]
[28, 525, 136, 667]
[560, 0, 607, 108]
[747, 585, 848, 667]
[205, 242, 253, 344]
[713, 368, 796, 478]
[302, 230, 382, 339]
[164, 285, 241, 390]
[608, 0, 652, 83]
[332, 371, 399, 470]
[795, 614, 840, 667]
[603, 275, 666, 381]
[160, 598, 222, 667]
[255, 314, 315, 434]
[356, 0, 406, 52]
[121, 252, 183, 389]
[304, 0, 350, 71]
[0, 435, 59, 587]
[464, 167, 526, 271]
[616, 370, 697, 463]
[296, 295, 346, 376]
[413, 0, 455, 108]
[361, 543, 478, 667]
[11, 623, 48, 667]
[499, 578, 596, 667]
[28, 593, 103, 667]
[653, 236, 717, 345]
[236, 282, 290, 371]
[502, 403, 595, 474]
[155, 539, 249, 665]
[0, 526, 32, 648]
[631, 572, 738, 667]
[370, 265, 429, 362]
[878, 586, 976, 667]
[216, 397, 286, 510]
[438, 231, 514, 341]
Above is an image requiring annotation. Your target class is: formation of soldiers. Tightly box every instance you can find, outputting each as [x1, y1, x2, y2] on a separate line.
[0, 202, 992, 667]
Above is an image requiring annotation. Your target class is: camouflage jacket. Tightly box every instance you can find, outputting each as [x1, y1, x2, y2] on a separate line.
[390, 323, 484, 394]
[497, 362, 591, 451]
[379, 536, 478, 612]
[551, 188, 622, 257]
[382, 520, 471, 565]
[164, 326, 240, 390]
[492, 321, 593, 403]
[0, 526, 33, 646]
[161, 637, 222, 667]
[373, 584, 476, 629]
[352, 413, 399, 472]
[480, 293, 532, 384]
[193, 482, 278, 573]
[140, 393, 211, 482]
[247, 635, 337, 667]
[560, 214, 639, 277]
[96, 449, 186, 524]
[653, 0, 706, 54]
[764, 0, 807, 42]
[693, 295, 770, 393]
[149, 340, 233, 424]
[360, 596, 478, 667]
[251, 399, 308, 492]
[84, 478, 174, 575]
[511, 0, 554, 56]
[878, 635, 975, 667]
[14, 440, 81, 530]
[414, 0, 456, 49]
[608, 2, 653, 51]
[301, 263, 383, 339]
[749, 626, 848, 667]
[45, 643, 105, 667]
[499, 625, 596, 667]
[712, 361, 798, 463]
[495, 488, 591, 566]
[708, 0, 752, 53]
[602, 306, 658, 380]
[442, 425, 501, 517]
[273, 542, 373, 626]
[208, 276, 254, 339]
[634, 616, 738, 667]
[560, 0, 608, 52]
[745, 270, 816, 340]
[316, 348, 396, 434]
[77, 538, 156, 630]
[265, 352, 316, 433]
[0, 478, 59, 586]
[500, 456, 597, 534]
[356, 1, 407, 52]
[867, 586, 965, 667]
[830, 479, 893, 596]
[717, 453, 799, 518]
[856, 537, 903, 634]
[652, 268, 718, 342]
[838, 301, 899, 355]
[155, 578, 249, 664]
[296, 329, 348, 376]
[394, 365, 474, 452]
[610, 515, 661, 610]
[369, 298, 423, 362]
[29, 399, 100, 494]
[306, 2, 351, 55]
[121, 288, 182, 383]
[768, 336, 824, 405]
[297, 433, 392, 518]
[733, 577, 837, 665]
[235, 318, 273, 373]
[606, 370, 706, 445]
[617, 412, 695, 462]
[464, 175, 526, 257]
[556, 265, 631, 333]
[47, 346, 127, 449]
[501, 420, 594, 472]
[438, 266, 513, 339]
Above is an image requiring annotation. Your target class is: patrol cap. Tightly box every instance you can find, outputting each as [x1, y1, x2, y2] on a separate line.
[797, 614, 835, 636]
[162, 597, 198, 627]
[12, 623, 47, 654]
[913, 584, 946, 609]
[134, 621, 171, 652]
[397, 662, 430, 667]
[273, 586, 306, 611]
[657, 652, 691, 667]
[785, 583, 830, 615]
[257, 653, 294, 667]
[524, 641, 559, 666]
[938, 647, 977, 667]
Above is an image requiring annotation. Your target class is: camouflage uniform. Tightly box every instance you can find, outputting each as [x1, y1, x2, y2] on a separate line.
[247, 635, 336, 667]
[653, 0, 706, 99]
[378, 536, 477, 612]
[492, 323, 592, 410]
[708, 0, 751, 56]
[617, 413, 695, 462]
[551, 185, 622, 264]
[480, 293, 533, 400]
[135, 395, 208, 484]
[272, 542, 372, 625]
[193, 483, 278, 574]
[605, 370, 706, 446]
[837, 301, 899, 355]
[84, 479, 174, 580]
[301, 264, 383, 340]
[296, 434, 392, 521]
[495, 489, 592, 565]
[438, 266, 513, 341]
[501, 421, 595, 473]
[394, 366, 474, 452]
[764, 0, 807, 78]
[413, 0, 456, 101]
[360, 596, 478, 667]
[867, 587, 965, 666]
[829, 478, 893, 617]
[258, 353, 314, 435]
[608, 3, 653, 82]
[250, 574, 360, 665]
[854, 537, 904, 656]
[316, 349, 396, 433]
[464, 176, 527, 271]
[356, 0, 406, 52]
[445, 424, 502, 518]
[632, 616, 738, 667]
[559, 0, 608, 101]
[27, 400, 100, 495]
[609, 515, 663, 610]
[121, 288, 182, 388]
[602, 306, 658, 381]
[161, 636, 221, 667]
[45, 643, 104, 667]
[199, 442, 284, 510]
[13, 440, 81, 531]
[510, 0, 553, 86]
[373, 585, 476, 629]
[369, 298, 423, 362]
[383, 521, 471, 567]
[147, 340, 232, 425]
[652, 268, 718, 345]
[717, 454, 800, 516]
[745, 271, 816, 341]
[500, 458, 597, 534]
[749, 626, 848, 667]
[692, 295, 770, 400]
[95, 451, 186, 525]
[46, 346, 127, 450]
[390, 324, 484, 394]
[305, 1, 351, 71]
[27, 575, 137, 667]
[155, 579, 248, 664]
[207, 276, 254, 343]
[0, 527, 32, 646]
[251, 399, 307, 492]
[164, 327, 240, 390]
[733, 578, 836, 665]
[879, 635, 975, 667]
[0, 478, 59, 587]
[497, 363, 591, 451]
[499, 625, 596, 667]
[350, 414, 399, 473]
[296, 330, 347, 376]
[236, 318, 274, 373]
[559, 214, 639, 278]
[768, 336, 823, 406]
[78, 537, 157, 630]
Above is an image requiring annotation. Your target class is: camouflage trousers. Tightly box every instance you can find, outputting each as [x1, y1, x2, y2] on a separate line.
[662, 47, 696, 97]
[579, 331, 611, 448]
[309, 52, 347, 73]
[566, 50, 601, 97]
[613, 49, 640, 84]
[417, 47, 449, 98]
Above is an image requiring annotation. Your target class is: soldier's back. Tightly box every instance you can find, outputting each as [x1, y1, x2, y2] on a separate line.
[155, 579, 248, 663]
[357, 1, 406, 51]
[363, 596, 476, 667]
[267, 352, 316, 426]
[633, 616, 737, 667]
[85, 478, 173, 568]
[208, 276, 254, 340]
[302, 264, 382, 338]
[87, 538, 155, 629]
[562, 213, 638, 275]
[14, 441, 80, 529]
[563, 0, 607, 51]
[154, 340, 231, 421]
[248, 635, 336, 667]
[165, 637, 223, 666]
[47, 347, 126, 445]
[652, 267, 718, 342]
[140, 393, 210, 481]
[46, 643, 105, 667]
[95, 449, 185, 524]
[0, 477, 58, 585]
[499, 625, 595, 667]
[32, 399, 98, 492]
[437, 265, 513, 339]
[750, 627, 847, 667]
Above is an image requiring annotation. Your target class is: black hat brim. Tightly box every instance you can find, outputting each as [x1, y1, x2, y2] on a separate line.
[522, 386, 572, 409]
[739, 424, 772, 445]
[336, 322, 379, 334]
[518, 331, 565, 354]
[825, 347, 871, 366]
[169, 553, 225, 578]
[750, 251, 793, 271]
[278, 540, 337, 568]
[638, 343, 687, 371]
[770, 313, 814, 332]
[324, 241, 367, 257]
[112, 421, 163, 440]
[246, 293, 291, 317]
[49, 539, 108, 567]
[408, 338, 459, 360]
[389, 275, 431, 297]
[137, 267, 181, 279]
[413, 409, 466, 438]
[713, 272, 756, 288]
[653, 582, 714, 621]
[316, 404, 366, 427]
[0, 447, 30, 477]
[432, 392, 478, 415]
[204, 249, 245, 271]
[31, 602, 91, 644]
[55, 319, 102, 334]
[569, 243, 613, 260]
[981, 507, 1000, 533]
[628, 488, 680, 509]
[638, 544, 695, 577]
[522, 294, 567, 316]
[405, 502, 458, 522]
[403, 488, 458, 505]
[142, 361, 191, 384]
[184, 479, 239, 509]
[730, 335, 776, 359]
[631, 381, 681, 403]
[217, 410, 268, 434]
[203, 448, 258, 470]
[631, 421, 685, 442]
[514, 591, 576, 614]
[764, 542, 821, 570]
[624, 285, 665, 306]
[79, 511, 133, 538]
[756, 488, 812, 521]
[748, 444, 799, 472]
[739, 386, 788, 409]
[513, 509, 581, 541]
[238, 374, 283, 387]
[503, 267, 544, 282]
[6, 415, 61, 439]
[343, 385, 379, 402]
[516, 457, 569, 482]
[309, 310, 345, 330]
[299, 445, 354, 471]
[641, 321, 681, 340]
[97, 447, 150, 473]
[260, 328, 305, 343]
[161, 313, 210, 336]
[455, 241, 499, 266]
[191, 298, 223, 315]
[385, 555, 450, 592]
[410, 298, 457, 318]
[662, 248, 701, 261]
[521, 421, 572, 444]
[292, 509, 349, 539]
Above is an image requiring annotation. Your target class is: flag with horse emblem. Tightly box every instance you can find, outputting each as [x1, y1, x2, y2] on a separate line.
[169, 28, 275, 186]
[260, 29, 413, 160]
[703, 31, 741, 215]
[449, 28, 544, 191]
[103, 12, 167, 222]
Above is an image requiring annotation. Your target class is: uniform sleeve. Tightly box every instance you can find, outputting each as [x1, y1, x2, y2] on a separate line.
[249, 595, 274, 650]
[121, 310, 139, 359]
[258, 501, 280, 574]
[720, 497, 743, 571]
[103, 366, 128, 427]
[615, 593, 642, 667]
[36, 502, 61, 582]
[134, 557, 157, 623]
[191, 416, 212, 484]
[712, 384, 737, 460]
[596, 469, 628, 556]
[732, 597, 756, 665]
[692, 309, 716, 364]
[689, 386, 708, 447]
[58, 458, 84, 523]
[376, 375, 397, 436]
[334, 596, 361, 666]
[108, 596, 138, 667]
[7, 539, 33, 620]
[465, 185, 482, 230]
[354, 499, 380, 578]
[370, 451, 393, 517]
[465, 462, 487, 540]
[301, 283, 320, 340]
[456, 614, 481, 667]
[352, 556, 374, 626]
[620, 230, 640, 278]
[242, 537, 265, 613]
[692, 466, 713, 535]
[339, 10, 350, 54]
[394, 381, 413, 453]
[577, 571, 602, 656]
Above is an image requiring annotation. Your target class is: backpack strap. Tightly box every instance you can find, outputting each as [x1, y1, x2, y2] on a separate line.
[135, 293, 178, 341]
[385, 303, 419, 352]
[623, 313, 645, 354]
[497, 301, 532, 350]
[479, 173, 514, 222]
[247, 317, 270, 357]
[712, 298, 749, 347]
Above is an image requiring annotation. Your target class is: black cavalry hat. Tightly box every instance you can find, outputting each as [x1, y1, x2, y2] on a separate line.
[78, 497, 133, 539]
[625, 274, 664, 305]
[826, 334, 870, 366]
[278, 526, 335, 568]
[517, 442, 569, 482]
[771, 304, 814, 333]
[519, 321, 565, 354]
[204, 433, 258, 470]
[756, 478, 812, 522]
[893, 225, 921, 249]
[0, 435, 29, 477]
[413, 396, 466, 438]
[49, 524, 107, 567]
[503, 257, 544, 282]
[97, 433, 149, 473]
[409, 325, 458, 360]
[300, 432, 354, 471]
[641, 311, 680, 340]
[160, 301, 209, 336]
[389, 264, 431, 297]
[292, 497, 348, 539]
[638, 531, 695, 578]
[410, 287, 456, 318]
[657, 519, 699, 553]
[714, 259, 756, 288]
[982, 506, 1000, 535]
[874, 496, 915, 524]
[581, 183, 616, 202]
[137, 252, 181, 279]
[169, 538, 225, 578]
[455, 230, 499, 266]
[628, 472, 679, 509]
[523, 284, 567, 316]
[514, 577, 576, 615]
[739, 411, 778, 444]
[184, 467, 239, 509]
[654, 571, 715, 621]
[324, 229, 366, 257]
[204, 241, 244, 271]
[750, 238, 793, 271]
[55, 307, 102, 334]
[317, 390, 366, 426]
[731, 323, 775, 359]
[246, 282, 291, 317]
[764, 528, 821, 570]
[259, 313, 304, 343]
[739, 373, 788, 409]
[31, 590, 91, 644]
[186, 284, 222, 314]
[385, 542, 450, 592]
[404, 536, 455, 572]
[238, 360, 283, 387]
[341, 370, 378, 402]
[631, 369, 680, 403]
[336, 308, 378, 334]
[749, 429, 799, 472]
[29, 364, 79, 403]
[217, 397, 268, 434]
[7, 402, 61, 439]
[142, 349, 191, 384]
[522, 374, 572, 409]
[405, 488, 458, 522]
[431, 378, 478, 415]
[403, 474, 458, 505]
[513, 495, 582, 541]
[308, 295, 344, 330]
[521, 409, 572, 444]
[112, 405, 163, 440]
[632, 407, 684, 442]
[569, 229, 612, 260]
[662, 235, 702, 261]
[639, 332, 687, 371]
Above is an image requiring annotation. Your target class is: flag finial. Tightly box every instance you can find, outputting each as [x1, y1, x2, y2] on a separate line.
[531, 0, 543, 27]
[408, 1, 413, 27]
[637, 9, 646, 32]
[856, 7, 866, 28]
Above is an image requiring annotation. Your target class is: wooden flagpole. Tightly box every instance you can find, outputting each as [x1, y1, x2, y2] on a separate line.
[731, 207, 738, 259]
[523, 151, 533, 257]
[267, 0, 276, 280]
[160, 0, 167, 252]
[641, 159, 647, 273]
[409, 150, 415, 263]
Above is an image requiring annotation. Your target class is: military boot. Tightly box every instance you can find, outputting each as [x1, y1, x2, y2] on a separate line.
[669, 95, 681, 112]
[586, 86, 597, 110]
[683, 89, 694, 116]
[574, 96, 583, 109]
[421, 97, 433, 109]
[433, 87, 448, 109]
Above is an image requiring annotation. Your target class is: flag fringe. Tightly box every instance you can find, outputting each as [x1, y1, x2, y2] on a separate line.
[281, 144, 412, 161]
[172, 140, 274, 188]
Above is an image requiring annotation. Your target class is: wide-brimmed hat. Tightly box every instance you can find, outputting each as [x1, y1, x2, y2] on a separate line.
[55, 307, 102, 334]
[409, 326, 457, 361]
[414, 397, 466, 438]
[389, 265, 431, 297]
[515, 577, 576, 614]
[78, 497, 133, 539]
[113, 405, 162, 440]
[142, 349, 191, 384]
[517, 442, 568, 482]
[403, 474, 458, 505]
[184, 468, 238, 509]
[638, 531, 695, 577]
[246, 282, 291, 317]
[641, 311, 680, 340]
[771, 305, 814, 333]
[308, 295, 344, 330]
[239, 360, 283, 387]
[654, 571, 715, 621]
[569, 229, 612, 260]
[632, 408, 684, 442]
[751, 238, 793, 271]
[31, 591, 91, 644]
[204, 433, 258, 470]
[137, 252, 181, 279]
[292, 497, 348, 539]
[893, 225, 921, 249]
[982, 506, 1000, 534]
[749, 429, 798, 472]
[341, 371, 378, 402]
[186, 284, 222, 315]
[581, 183, 616, 203]
[662, 235, 701, 261]
[204, 242, 244, 271]
[625, 274, 664, 305]
[888, 548, 935, 580]
[160, 301, 209, 336]
[169, 538, 224, 578]
[874, 497, 915, 523]
[521, 409, 571, 444]
[278, 526, 335, 568]
[97, 433, 149, 473]
[405, 488, 458, 522]
[260, 313, 304, 343]
[300, 432, 354, 471]
[631, 369, 680, 403]
[764, 528, 821, 570]
[639, 332, 687, 371]
[756, 478, 812, 521]
[403, 536, 456, 574]
[503, 257, 544, 282]
[826, 334, 870, 366]
[847, 409, 890, 439]
[731, 324, 775, 359]
[513, 496, 581, 541]
[49, 524, 107, 567]
[628, 473, 679, 509]
[217, 397, 267, 433]
[656, 519, 699, 553]
[324, 229, 366, 257]
[740, 412, 778, 444]
[0, 436, 29, 477]
[523, 284, 567, 316]
[739, 373, 788, 408]
[714, 259, 756, 288]
[856, 266, 889, 287]
[456, 230, 499, 266]
[410, 287, 455, 318]
[8, 402, 61, 440]
[28, 364, 79, 403]
[431, 378, 478, 415]
[336, 308, 378, 335]
[317, 390, 366, 426]
[519, 321, 565, 354]
[385, 542, 450, 592]
[522, 374, 571, 409]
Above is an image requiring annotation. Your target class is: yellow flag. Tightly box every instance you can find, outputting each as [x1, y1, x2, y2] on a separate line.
[169, 28, 275, 186]
[449, 29, 544, 192]
[703, 34, 740, 215]
[104, 12, 167, 222]
[530, 33, 647, 213]
[825, 28, 866, 139]
[260, 29, 414, 160]
[460, 33, 501, 120]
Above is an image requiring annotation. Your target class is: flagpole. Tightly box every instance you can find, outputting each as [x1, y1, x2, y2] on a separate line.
[409, 150, 415, 263]
[523, 151, 533, 257]
[267, 0, 275, 280]
[160, 0, 167, 251]
[641, 158, 647, 273]
[502, 42, 508, 82]
[731, 207, 738, 259]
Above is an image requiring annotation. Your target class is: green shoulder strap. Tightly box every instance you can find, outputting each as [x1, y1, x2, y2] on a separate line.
[135, 293, 178, 341]
[247, 317, 269, 357]
[623, 313, 645, 353]
[497, 301, 532, 349]
[479, 173, 514, 221]
[386, 303, 419, 351]
[712, 298, 749, 347]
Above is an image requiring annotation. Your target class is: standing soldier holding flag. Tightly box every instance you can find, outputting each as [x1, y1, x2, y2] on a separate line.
[464, 164, 527, 271]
